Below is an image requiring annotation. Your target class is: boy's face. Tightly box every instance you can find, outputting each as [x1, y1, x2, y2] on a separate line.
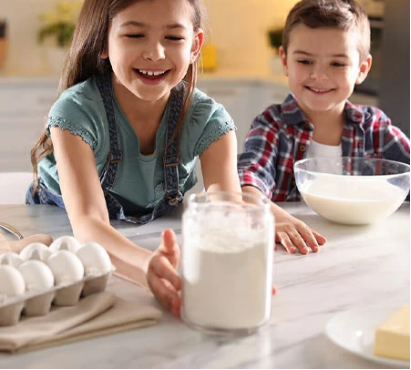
[279, 24, 371, 118]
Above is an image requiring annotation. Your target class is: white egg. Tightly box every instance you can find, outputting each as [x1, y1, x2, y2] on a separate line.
[49, 236, 82, 253]
[18, 260, 54, 291]
[20, 243, 51, 262]
[76, 242, 112, 276]
[47, 250, 84, 285]
[0, 265, 26, 297]
[0, 252, 23, 268]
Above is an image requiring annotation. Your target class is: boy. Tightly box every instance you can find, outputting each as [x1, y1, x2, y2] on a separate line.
[237, 0, 410, 255]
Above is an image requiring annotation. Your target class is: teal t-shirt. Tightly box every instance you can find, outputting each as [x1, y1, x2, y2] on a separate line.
[38, 77, 235, 211]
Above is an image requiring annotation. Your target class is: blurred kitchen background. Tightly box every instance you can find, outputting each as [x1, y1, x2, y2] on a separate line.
[0, 0, 409, 173]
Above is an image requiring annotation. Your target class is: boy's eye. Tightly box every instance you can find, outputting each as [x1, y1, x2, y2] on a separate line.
[298, 60, 312, 65]
[332, 62, 346, 67]
[165, 36, 184, 41]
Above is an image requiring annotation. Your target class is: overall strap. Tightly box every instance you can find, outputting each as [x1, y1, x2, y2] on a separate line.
[95, 74, 123, 194]
[163, 82, 185, 206]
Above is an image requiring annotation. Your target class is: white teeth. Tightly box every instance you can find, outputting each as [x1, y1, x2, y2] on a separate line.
[310, 87, 331, 92]
[138, 69, 165, 76]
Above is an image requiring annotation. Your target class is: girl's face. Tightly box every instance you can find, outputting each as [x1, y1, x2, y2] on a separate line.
[280, 24, 371, 119]
[102, 0, 203, 104]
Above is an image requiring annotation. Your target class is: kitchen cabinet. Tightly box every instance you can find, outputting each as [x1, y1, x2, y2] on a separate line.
[197, 77, 289, 154]
[0, 78, 59, 172]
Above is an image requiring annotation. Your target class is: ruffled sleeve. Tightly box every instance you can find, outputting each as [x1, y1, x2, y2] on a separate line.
[179, 89, 236, 162]
[45, 80, 109, 161]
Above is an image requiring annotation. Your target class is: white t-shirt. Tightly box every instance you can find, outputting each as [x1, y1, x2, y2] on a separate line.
[306, 140, 342, 159]
[306, 140, 343, 174]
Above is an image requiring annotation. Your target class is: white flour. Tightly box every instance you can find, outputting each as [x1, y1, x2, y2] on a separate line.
[182, 205, 273, 330]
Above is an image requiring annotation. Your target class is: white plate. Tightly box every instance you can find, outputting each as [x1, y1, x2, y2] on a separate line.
[326, 305, 410, 368]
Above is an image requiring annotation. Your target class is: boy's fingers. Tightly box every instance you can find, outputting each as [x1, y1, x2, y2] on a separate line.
[297, 226, 319, 253]
[150, 255, 181, 291]
[312, 230, 327, 245]
[277, 232, 297, 254]
[289, 232, 309, 255]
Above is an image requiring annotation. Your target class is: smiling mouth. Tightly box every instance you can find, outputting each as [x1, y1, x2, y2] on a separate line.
[135, 69, 169, 80]
[306, 86, 334, 93]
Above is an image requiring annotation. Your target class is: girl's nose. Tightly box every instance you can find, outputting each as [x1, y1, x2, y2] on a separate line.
[143, 42, 166, 62]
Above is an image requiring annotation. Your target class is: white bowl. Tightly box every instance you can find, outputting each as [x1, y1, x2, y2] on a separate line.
[294, 157, 410, 225]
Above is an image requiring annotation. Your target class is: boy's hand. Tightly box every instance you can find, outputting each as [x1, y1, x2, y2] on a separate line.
[241, 186, 326, 255]
[275, 218, 326, 254]
[147, 229, 181, 317]
[272, 204, 326, 254]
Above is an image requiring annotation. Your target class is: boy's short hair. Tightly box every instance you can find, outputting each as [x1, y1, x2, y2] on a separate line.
[282, 0, 371, 61]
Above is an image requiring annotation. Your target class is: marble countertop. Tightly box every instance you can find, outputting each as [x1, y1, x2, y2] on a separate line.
[0, 202, 409, 368]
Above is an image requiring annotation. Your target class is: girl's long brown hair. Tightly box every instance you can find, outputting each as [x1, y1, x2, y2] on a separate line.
[31, 0, 208, 191]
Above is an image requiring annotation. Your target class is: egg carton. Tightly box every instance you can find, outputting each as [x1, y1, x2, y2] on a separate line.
[0, 236, 114, 326]
[0, 270, 112, 326]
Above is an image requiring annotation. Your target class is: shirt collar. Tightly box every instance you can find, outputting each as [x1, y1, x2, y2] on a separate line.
[281, 93, 369, 126]
[344, 99, 369, 124]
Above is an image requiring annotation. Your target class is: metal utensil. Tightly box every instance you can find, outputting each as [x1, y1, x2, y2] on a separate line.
[0, 222, 24, 240]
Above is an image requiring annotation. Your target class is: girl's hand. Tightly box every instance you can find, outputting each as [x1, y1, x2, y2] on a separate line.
[275, 215, 326, 254]
[147, 229, 181, 317]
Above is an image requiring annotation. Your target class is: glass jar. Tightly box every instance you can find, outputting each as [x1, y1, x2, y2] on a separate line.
[181, 191, 274, 336]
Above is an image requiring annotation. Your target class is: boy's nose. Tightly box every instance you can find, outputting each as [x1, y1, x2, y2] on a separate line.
[310, 65, 328, 80]
[143, 42, 166, 62]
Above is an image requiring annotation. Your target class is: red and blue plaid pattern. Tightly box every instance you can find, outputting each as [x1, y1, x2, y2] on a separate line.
[237, 94, 410, 202]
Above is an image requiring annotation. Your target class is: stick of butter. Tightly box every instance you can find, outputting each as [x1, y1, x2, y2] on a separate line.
[373, 306, 410, 361]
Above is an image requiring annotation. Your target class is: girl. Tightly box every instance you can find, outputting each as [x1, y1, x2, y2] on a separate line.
[27, 0, 241, 316]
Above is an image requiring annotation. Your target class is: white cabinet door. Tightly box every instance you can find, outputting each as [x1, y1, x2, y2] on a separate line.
[0, 79, 59, 172]
[197, 81, 249, 154]
[197, 80, 286, 154]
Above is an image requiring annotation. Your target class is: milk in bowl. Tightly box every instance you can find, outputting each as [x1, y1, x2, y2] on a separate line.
[294, 157, 410, 225]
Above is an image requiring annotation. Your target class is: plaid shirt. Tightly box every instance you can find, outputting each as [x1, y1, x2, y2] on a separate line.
[237, 94, 410, 202]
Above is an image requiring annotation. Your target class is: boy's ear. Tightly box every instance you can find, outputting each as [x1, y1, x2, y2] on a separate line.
[279, 46, 289, 77]
[190, 29, 204, 63]
[356, 54, 372, 84]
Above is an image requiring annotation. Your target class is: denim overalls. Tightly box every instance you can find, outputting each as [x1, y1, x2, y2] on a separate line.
[27, 74, 185, 225]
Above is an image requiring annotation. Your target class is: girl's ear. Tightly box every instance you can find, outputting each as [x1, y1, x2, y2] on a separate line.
[356, 54, 372, 84]
[100, 48, 109, 59]
[279, 46, 289, 77]
[190, 28, 204, 63]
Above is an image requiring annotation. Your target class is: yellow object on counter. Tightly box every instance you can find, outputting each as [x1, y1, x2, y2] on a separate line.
[373, 305, 410, 361]
[200, 43, 217, 71]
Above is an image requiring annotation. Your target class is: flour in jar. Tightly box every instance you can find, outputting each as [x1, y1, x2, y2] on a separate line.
[182, 205, 273, 330]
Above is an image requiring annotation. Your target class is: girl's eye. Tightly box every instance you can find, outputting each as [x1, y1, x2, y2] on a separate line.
[165, 36, 184, 41]
[126, 34, 144, 39]
[298, 60, 312, 65]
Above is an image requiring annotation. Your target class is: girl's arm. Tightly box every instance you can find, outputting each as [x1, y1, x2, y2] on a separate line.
[199, 130, 241, 193]
[50, 128, 181, 312]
